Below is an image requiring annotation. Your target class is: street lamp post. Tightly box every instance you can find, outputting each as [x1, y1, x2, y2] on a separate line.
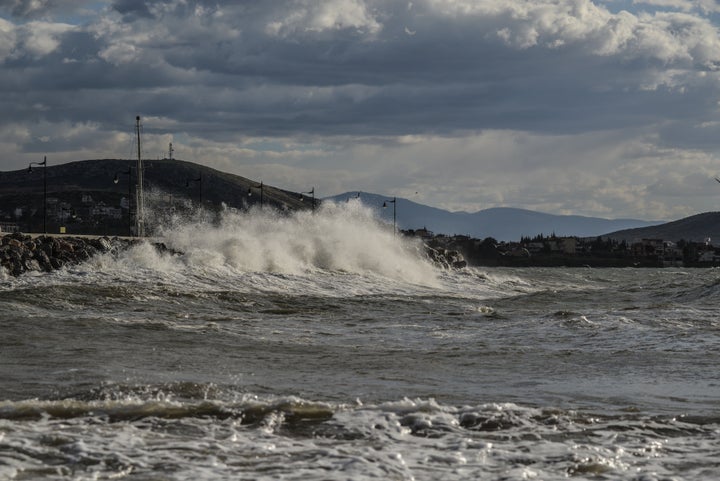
[27, 156, 47, 234]
[383, 196, 397, 235]
[248, 181, 264, 208]
[186, 174, 202, 206]
[114, 167, 133, 236]
[300, 187, 315, 212]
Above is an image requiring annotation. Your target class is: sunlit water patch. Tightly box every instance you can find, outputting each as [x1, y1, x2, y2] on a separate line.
[1, 388, 718, 481]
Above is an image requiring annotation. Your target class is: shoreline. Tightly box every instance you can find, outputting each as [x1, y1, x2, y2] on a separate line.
[2, 231, 708, 277]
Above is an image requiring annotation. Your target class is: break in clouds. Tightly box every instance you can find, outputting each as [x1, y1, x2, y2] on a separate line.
[1, 0, 719, 220]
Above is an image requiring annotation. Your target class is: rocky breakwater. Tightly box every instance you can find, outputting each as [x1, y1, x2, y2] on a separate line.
[0, 233, 174, 277]
[1, 232, 465, 277]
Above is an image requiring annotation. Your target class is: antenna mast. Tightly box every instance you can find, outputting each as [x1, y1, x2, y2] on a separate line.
[135, 115, 145, 237]
[168, 142, 174, 160]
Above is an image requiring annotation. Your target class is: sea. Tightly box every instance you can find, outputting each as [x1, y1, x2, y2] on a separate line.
[1, 201, 718, 480]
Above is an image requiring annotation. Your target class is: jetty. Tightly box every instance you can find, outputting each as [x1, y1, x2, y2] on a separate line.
[1, 231, 466, 277]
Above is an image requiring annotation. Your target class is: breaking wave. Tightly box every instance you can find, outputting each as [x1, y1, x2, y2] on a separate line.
[2, 383, 718, 481]
[85, 199, 442, 291]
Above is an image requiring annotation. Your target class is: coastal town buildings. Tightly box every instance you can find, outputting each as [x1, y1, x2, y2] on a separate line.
[0, 192, 133, 236]
[406, 229, 720, 268]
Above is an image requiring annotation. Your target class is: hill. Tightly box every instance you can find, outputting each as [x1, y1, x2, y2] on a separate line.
[0, 158, 313, 234]
[0, 158, 309, 209]
[326, 192, 662, 241]
[604, 211, 720, 243]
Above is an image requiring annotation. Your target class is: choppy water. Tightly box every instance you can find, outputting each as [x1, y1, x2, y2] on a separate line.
[1, 202, 719, 480]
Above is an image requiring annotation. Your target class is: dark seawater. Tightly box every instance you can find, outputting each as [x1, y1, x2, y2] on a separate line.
[1, 204, 719, 480]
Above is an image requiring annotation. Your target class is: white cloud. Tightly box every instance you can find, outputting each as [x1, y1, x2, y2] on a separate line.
[8, 20, 73, 58]
[97, 41, 137, 65]
[265, 0, 381, 37]
[425, 0, 720, 68]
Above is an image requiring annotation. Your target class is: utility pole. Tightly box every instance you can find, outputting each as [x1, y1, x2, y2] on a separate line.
[248, 181, 264, 207]
[27, 156, 47, 234]
[135, 116, 145, 237]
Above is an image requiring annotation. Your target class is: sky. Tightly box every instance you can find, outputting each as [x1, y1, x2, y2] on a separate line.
[1, 0, 720, 220]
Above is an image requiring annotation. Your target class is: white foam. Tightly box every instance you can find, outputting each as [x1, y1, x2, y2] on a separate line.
[148, 201, 442, 286]
[1, 201, 527, 301]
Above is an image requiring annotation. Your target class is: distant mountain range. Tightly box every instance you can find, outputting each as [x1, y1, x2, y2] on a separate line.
[325, 192, 664, 241]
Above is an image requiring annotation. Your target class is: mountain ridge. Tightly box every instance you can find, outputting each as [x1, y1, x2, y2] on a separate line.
[325, 192, 663, 241]
[603, 211, 720, 243]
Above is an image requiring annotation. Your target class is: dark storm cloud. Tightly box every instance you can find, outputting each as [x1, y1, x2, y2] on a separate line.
[1, 0, 719, 220]
[4, 0, 718, 139]
[111, 0, 152, 20]
[147, 2, 720, 137]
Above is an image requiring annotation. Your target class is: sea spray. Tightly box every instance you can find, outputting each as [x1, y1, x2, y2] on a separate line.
[1, 199, 504, 301]
[153, 200, 440, 285]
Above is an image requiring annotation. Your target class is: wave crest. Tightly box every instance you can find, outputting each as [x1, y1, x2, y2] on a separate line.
[148, 201, 439, 284]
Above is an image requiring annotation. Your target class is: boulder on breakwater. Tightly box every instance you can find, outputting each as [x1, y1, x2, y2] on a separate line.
[0, 232, 174, 277]
[424, 245, 467, 269]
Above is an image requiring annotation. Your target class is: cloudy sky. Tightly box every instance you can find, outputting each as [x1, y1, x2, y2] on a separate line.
[1, 0, 720, 220]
